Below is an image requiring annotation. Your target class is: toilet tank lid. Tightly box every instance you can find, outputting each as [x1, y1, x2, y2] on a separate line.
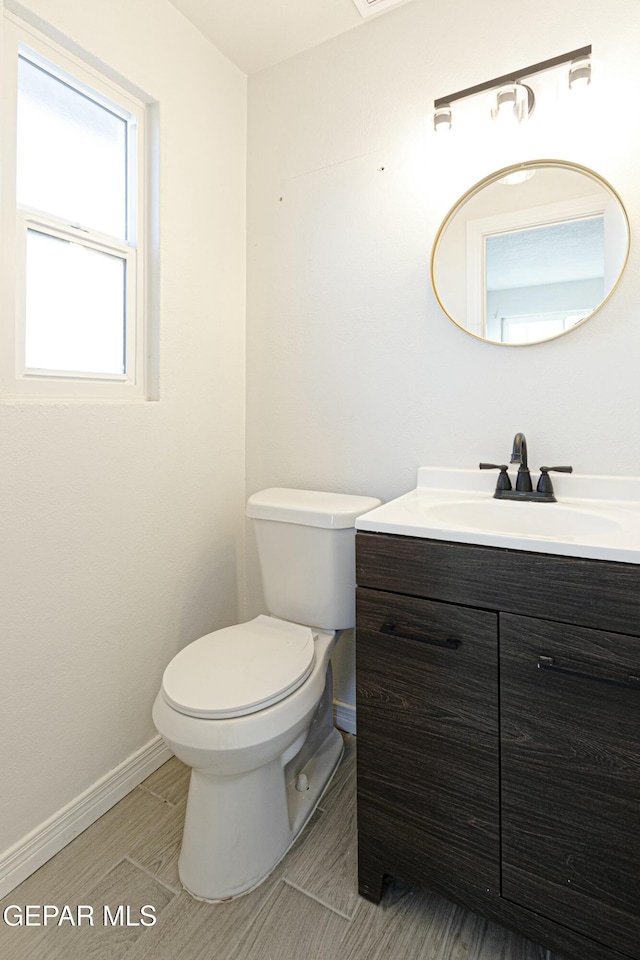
[246, 488, 382, 529]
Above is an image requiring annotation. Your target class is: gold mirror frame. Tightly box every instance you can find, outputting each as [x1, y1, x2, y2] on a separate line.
[430, 160, 630, 346]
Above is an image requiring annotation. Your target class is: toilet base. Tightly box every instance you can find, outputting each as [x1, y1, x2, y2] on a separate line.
[179, 725, 344, 902]
[174, 660, 344, 902]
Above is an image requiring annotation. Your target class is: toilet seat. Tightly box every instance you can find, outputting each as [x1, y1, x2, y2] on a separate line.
[161, 615, 315, 720]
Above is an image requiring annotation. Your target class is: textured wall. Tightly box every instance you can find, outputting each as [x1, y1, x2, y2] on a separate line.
[246, 0, 640, 707]
[0, 0, 246, 857]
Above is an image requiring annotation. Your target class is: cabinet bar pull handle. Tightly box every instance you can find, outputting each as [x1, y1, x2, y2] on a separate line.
[380, 621, 460, 649]
[538, 656, 640, 689]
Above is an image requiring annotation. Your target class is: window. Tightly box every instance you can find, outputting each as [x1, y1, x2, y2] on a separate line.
[499, 310, 589, 344]
[1, 12, 151, 399]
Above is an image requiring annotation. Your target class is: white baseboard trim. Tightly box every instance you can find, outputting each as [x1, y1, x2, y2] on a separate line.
[334, 699, 356, 736]
[0, 735, 172, 899]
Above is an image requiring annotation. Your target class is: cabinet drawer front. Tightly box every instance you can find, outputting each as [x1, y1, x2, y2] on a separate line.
[356, 532, 640, 636]
[500, 613, 640, 959]
[356, 588, 500, 898]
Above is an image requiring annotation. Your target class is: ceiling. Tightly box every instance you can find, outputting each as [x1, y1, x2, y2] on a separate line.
[167, 0, 416, 74]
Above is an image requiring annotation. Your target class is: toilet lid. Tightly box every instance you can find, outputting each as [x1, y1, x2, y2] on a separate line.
[161, 615, 315, 719]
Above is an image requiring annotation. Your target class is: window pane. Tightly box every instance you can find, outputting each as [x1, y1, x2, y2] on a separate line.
[17, 56, 128, 239]
[25, 230, 126, 375]
[503, 317, 566, 344]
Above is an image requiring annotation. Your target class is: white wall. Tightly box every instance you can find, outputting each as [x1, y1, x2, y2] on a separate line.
[0, 0, 246, 863]
[246, 0, 640, 710]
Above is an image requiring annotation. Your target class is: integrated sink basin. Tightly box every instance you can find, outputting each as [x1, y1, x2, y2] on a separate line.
[409, 498, 621, 539]
[356, 467, 640, 563]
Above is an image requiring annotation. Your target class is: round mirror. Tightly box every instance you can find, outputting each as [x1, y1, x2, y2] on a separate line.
[430, 160, 630, 345]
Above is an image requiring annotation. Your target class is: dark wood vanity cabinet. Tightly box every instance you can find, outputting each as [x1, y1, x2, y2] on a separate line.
[355, 532, 640, 960]
[500, 615, 640, 959]
[356, 589, 500, 904]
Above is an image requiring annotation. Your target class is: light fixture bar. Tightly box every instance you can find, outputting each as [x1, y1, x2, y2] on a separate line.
[433, 45, 591, 109]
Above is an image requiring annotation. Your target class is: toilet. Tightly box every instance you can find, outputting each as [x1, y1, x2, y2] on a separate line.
[152, 487, 381, 902]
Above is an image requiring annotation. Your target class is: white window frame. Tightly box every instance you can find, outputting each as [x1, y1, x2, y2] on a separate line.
[500, 310, 588, 344]
[0, 11, 149, 400]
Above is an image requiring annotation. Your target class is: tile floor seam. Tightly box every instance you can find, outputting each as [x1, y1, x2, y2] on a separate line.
[122, 856, 182, 898]
[220, 879, 290, 960]
[281, 877, 359, 921]
[136, 786, 178, 807]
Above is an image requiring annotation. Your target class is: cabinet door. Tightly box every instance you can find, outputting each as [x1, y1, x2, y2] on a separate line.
[356, 587, 500, 902]
[500, 613, 640, 959]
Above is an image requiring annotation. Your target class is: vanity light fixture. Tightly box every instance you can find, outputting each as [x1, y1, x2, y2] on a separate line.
[433, 105, 452, 132]
[433, 45, 592, 132]
[568, 56, 592, 90]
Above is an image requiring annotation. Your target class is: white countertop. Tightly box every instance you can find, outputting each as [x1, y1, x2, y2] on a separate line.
[355, 468, 640, 564]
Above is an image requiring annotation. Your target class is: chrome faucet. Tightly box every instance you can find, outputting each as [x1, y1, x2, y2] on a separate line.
[510, 432, 532, 492]
[480, 433, 573, 502]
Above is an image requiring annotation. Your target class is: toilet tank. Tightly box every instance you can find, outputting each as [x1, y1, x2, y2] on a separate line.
[246, 489, 381, 630]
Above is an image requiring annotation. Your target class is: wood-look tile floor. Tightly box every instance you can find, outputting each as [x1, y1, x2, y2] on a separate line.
[0, 735, 557, 960]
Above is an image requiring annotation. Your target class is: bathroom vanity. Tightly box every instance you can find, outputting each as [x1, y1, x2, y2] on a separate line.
[354, 469, 640, 960]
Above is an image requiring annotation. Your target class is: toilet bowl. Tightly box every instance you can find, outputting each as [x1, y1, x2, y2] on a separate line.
[153, 488, 381, 902]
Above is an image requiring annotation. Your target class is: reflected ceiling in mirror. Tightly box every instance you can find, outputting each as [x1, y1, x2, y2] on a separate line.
[430, 161, 630, 345]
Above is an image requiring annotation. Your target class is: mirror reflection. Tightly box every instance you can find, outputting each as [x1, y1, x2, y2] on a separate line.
[431, 161, 629, 345]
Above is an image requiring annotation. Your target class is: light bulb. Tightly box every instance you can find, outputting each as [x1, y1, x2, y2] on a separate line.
[433, 105, 452, 133]
[490, 83, 534, 125]
[568, 57, 592, 91]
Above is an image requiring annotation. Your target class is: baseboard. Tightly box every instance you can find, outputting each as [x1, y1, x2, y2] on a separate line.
[334, 699, 356, 735]
[0, 735, 172, 899]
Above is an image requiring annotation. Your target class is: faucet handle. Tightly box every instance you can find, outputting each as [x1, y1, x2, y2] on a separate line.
[537, 465, 573, 496]
[479, 463, 512, 491]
